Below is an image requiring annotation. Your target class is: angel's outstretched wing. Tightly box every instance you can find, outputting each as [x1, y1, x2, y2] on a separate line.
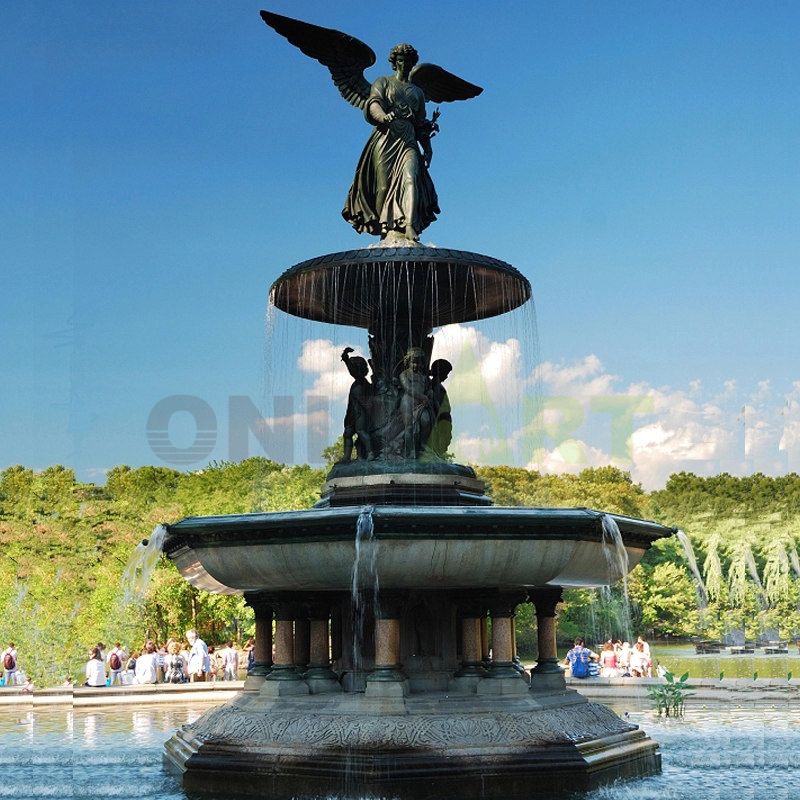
[260, 10, 376, 110]
[409, 63, 483, 103]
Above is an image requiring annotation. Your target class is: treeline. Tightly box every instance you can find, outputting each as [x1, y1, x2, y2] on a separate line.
[1, 461, 798, 683]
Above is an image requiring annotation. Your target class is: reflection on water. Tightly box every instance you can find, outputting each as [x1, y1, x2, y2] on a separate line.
[0, 704, 206, 800]
[650, 643, 800, 679]
[0, 704, 797, 799]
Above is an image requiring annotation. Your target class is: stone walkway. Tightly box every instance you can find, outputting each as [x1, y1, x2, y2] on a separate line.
[0, 680, 244, 707]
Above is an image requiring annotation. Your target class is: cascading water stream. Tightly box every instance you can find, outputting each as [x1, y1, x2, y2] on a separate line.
[350, 506, 379, 673]
[120, 525, 167, 604]
[763, 540, 791, 606]
[702, 535, 724, 601]
[676, 529, 709, 607]
[598, 514, 632, 640]
[743, 545, 763, 591]
[600, 514, 629, 597]
[743, 543, 767, 610]
[789, 546, 800, 580]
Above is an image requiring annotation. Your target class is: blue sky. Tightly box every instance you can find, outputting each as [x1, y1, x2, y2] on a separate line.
[2, 1, 799, 487]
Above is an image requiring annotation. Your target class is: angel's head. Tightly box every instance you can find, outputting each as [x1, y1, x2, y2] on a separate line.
[388, 43, 419, 71]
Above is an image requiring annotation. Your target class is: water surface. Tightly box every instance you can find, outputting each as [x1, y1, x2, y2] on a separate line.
[1, 703, 797, 799]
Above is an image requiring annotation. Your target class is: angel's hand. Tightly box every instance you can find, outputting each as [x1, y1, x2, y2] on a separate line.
[381, 111, 396, 124]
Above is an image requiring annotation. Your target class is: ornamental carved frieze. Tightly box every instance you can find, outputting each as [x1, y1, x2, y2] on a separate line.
[186, 702, 633, 750]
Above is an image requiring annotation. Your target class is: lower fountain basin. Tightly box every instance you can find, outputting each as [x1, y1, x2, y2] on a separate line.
[164, 689, 660, 799]
[163, 506, 674, 594]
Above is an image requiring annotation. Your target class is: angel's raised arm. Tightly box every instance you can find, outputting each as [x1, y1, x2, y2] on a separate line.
[260, 10, 376, 110]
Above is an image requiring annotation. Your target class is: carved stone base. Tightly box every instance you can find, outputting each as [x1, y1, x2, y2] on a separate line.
[529, 671, 568, 693]
[365, 678, 409, 698]
[259, 679, 309, 697]
[476, 674, 529, 696]
[164, 689, 660, 798]
[318, 468, 490, 507]
[305, 676, 342, 694]
[448, 674, 482, 693]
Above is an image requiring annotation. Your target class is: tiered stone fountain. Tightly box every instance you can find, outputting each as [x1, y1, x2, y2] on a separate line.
[162, 10, 675, 798]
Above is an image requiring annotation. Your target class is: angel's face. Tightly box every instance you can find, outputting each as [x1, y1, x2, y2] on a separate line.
[393, 53, 412, 80]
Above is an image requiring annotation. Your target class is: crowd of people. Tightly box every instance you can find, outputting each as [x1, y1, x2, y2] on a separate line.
[564, 636, 655, 679]
[6, 633, 659, 688]
[80, 631, 254, 686]
[2, 633, 256, 689]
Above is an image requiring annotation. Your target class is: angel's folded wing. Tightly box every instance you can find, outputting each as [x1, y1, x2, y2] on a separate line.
[410, 63, 483, 103]
[260, 10, 376, 110]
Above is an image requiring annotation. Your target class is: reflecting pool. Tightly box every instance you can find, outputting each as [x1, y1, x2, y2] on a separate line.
[0, 703, 797, 799]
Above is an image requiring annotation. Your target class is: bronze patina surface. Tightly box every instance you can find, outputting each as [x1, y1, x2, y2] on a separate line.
[261, 10, 482, 242]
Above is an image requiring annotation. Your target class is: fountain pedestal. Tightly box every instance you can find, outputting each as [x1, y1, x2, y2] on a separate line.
[165, 688, 660, 799]
[161, 244, 675, 797]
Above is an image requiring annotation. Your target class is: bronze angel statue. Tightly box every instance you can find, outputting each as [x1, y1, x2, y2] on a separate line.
[260, 10, 482, 243]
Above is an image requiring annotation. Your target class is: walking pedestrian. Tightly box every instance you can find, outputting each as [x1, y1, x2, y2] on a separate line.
[107, 642, 127, 686]
[222, 641, 239, 681]
[2, 642, 18, 686]
[243, 638, 255, 673]
[186, 629, 210, 683]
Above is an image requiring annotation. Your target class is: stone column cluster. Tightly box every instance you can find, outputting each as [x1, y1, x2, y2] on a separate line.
[245, 586, 565, 698]
[528, 586, 565, 692]
[451, 588, 565, 695]
[365, 591, 409, 697]
[244, 592, 342, 696]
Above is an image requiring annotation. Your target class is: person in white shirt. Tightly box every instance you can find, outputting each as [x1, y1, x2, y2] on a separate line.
[186, 629, 210, 682]
[222, 641, 239, 681]
[637, 636, 652, 676]
[629, 641, 651, 678]
[618, 641, 631, 673]
[84, 647, 107, 687]
[3, 642, 19, 686]
[134, 641, 160, 684]
[106, 642, 127, 686]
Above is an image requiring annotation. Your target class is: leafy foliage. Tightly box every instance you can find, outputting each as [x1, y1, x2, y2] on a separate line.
[647, 670, 692, 716]
[0, 458, 326, 685]
[2, 459, 799, 682]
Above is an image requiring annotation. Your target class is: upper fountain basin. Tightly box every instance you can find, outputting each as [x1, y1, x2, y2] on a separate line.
[163, 506, 674, 594]
[269, 247, 531, 327]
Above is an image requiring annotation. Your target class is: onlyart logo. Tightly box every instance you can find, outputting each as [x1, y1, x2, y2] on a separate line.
[143, 391, 650, 469]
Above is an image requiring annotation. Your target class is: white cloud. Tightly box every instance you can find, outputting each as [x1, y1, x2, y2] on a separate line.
[524, 354, 796, 489]
[259, 409, 330, 432]
[527, 439, 616, 475]
[779, 382, 800, 457]
[432, 324, 525, 407]
[290, 334, 798, 489]
[297, 338, 357, 400]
